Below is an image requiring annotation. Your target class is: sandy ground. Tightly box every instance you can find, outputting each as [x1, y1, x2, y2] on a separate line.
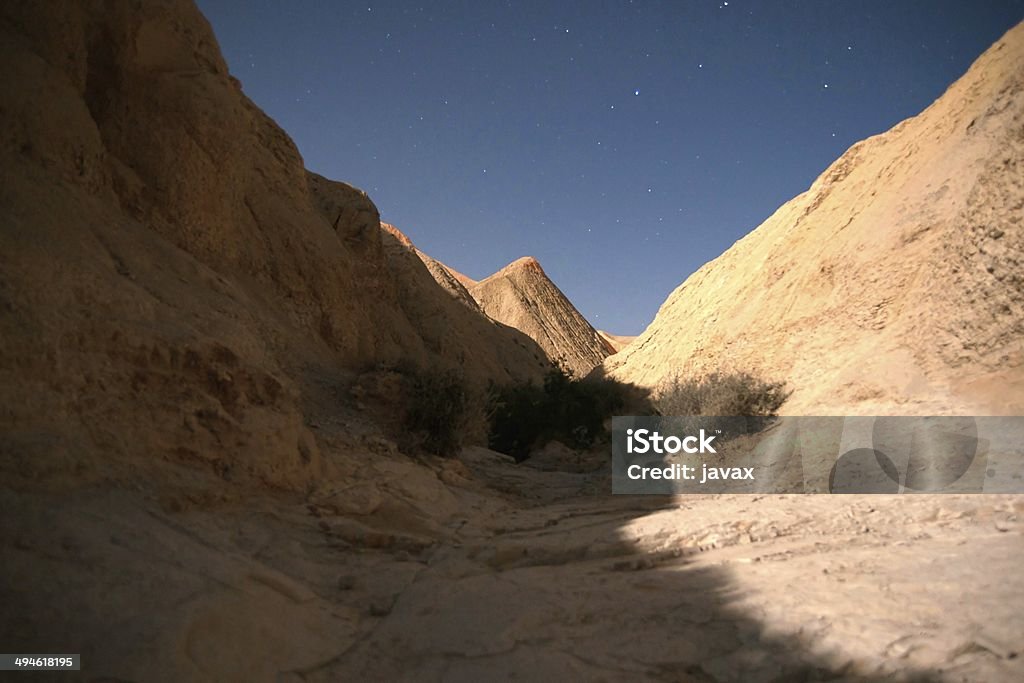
[3, 446, 1021, 682]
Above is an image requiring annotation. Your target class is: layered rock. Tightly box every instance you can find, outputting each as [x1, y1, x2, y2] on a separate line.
[469, 257, 613, 377]
[394, 232, 614, 376]
[382, 222, 481, 312]
[598, 331, 637, 354]
[0, 0, 548, 494]
[605, 22, 1024, 415]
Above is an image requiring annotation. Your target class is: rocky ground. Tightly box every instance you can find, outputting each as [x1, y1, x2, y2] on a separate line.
[4, 444, 1021, 682]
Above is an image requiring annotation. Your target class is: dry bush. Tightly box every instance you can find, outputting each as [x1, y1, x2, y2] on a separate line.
[488, 366, 654, 461]
[400, 368, 485, 457]
[655, 371, 790, 417]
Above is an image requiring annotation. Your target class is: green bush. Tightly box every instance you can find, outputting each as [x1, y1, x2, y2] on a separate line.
[392, 366, 786, 459]
[488, 367, 653, 461]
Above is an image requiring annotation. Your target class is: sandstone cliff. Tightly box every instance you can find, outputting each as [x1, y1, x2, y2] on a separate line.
[605, 22, 1024, 415]
[397, 235, 613, 376]
[0, 0, 548, 494]
[435, 257, 479, 292]
[470, 257, 613, 377]
[381, 222, 482, 312]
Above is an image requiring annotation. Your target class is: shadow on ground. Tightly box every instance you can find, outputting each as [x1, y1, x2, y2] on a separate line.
[3, 449, 1020, 681]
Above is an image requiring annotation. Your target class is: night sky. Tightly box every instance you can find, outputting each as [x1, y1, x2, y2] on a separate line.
[198, 1, 1023, 335]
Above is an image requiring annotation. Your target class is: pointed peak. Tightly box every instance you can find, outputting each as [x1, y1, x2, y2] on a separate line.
[497, 256, 545, 277]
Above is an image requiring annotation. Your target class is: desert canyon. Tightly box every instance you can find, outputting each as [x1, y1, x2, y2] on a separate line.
[1, 2, 1023, 682]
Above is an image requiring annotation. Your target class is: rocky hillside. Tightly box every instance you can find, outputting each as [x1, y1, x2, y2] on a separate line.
[392, 231, 614, 376]
[437, 259, 478, 291]
[381, 223, 481, 312]
[469, 257, 614, 377]
[605, 22, 1024, 415]
[0, 0, 549, 493]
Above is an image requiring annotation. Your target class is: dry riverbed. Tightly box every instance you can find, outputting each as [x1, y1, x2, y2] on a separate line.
[3, 446, 1022, 682]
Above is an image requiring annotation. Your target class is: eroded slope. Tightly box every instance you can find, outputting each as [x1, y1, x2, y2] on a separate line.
[606, 23, 1024, 415]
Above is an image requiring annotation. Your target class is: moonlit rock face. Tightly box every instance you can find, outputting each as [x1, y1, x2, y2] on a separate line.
[380, 221, 415, 248]
[469, 256, 615, 377]
[0, 0, 553, 499]
[500, 256, 544, 275]
[605, 22, 1024, 416]
[383, 222, 483, 313]
[403, 243, 615, 374]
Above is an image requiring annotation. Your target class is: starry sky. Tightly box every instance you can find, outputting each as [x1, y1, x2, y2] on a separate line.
[198, 0, 1023, 335]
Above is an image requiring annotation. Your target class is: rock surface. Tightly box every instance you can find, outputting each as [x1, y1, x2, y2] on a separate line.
[4, 446, 1022, 682]
[382, 222, 482, 312]
[0, 0, 548, 492]
[599, 330, 638, 353]
[408, 243, 616, 376]
[605, 22, 1024, 415]
[470, 257, 614, 377]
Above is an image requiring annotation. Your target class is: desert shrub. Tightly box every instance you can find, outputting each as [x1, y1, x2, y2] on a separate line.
[486, 381, 547, 461]
[401, 368, 475, 456]
[655, 371, 790, 417]
[488, 367, 654, 461]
